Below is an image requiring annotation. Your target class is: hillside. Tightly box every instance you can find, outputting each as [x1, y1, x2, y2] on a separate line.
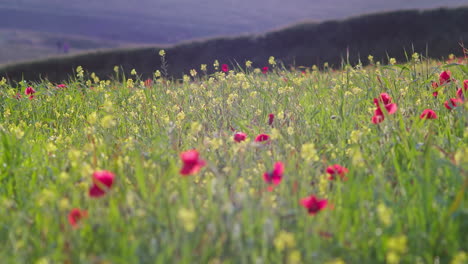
[0, 29, 121, 64]
[1, 7, 467, 82]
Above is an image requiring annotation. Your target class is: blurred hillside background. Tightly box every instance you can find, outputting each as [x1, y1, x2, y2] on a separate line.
[0, 0, 466, 64]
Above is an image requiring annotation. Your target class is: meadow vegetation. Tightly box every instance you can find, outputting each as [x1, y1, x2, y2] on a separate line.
[0, 50, 467, 263]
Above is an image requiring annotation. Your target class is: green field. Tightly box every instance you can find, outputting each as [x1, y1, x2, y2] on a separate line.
[0, 53, 467, 263]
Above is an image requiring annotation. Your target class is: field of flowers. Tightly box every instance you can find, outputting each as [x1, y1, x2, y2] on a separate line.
[0, 52, 467, 264]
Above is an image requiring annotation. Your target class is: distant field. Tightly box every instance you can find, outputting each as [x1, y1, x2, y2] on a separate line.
[1, 7, 467, 82]
[0, 29, 121, 64]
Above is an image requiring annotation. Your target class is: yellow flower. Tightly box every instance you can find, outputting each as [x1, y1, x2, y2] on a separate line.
[386, 251, 400, 264]
[274, 231, 296, 251]
[178, 208, 197, 232]
[131, 69, 137, 75]
[389, 58, 397, 65]
[200, 64, 207, 71]
[269, 56, 276, 66]
[368, 55, 374, 63]
[76, 66, 84, 78]
[245, 60, 252, 68]
[114, 65, 119, 73]
[324, 258, 345, 264]
[377, 203, 392, 227]
[159, 49, 166, 57]
[451, 251, 467, 264]
[301, 143, 319, 162]
[87, 112, 98, 125]
[46, 142, 57, 153]
[387, 235, 408, 254]
[154, 70, 161, 78]
[101, 115, 116, 128]
[287, 250, 302, 264]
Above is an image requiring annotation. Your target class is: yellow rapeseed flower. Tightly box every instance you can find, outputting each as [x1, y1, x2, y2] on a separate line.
[178, 208, 197, 232]
[451, 251, 467, 264]
[301, 143, 319, 162]
[377, 203, 392, 227]
[274, 231, 296, 251]
[387, 235, 408, 254]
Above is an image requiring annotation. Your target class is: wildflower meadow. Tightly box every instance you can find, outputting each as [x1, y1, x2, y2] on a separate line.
[0, 52, 467, 264]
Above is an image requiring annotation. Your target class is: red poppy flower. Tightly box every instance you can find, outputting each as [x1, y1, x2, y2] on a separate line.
[439, 70, 452, 85]
[431, 81, 439, 97]
[68, 208, 88, 228]
[444, 98, 463, 110]
[373, 93, 392, 107]
[374, 103, 398, 116]
[56, 84, 66, 89]
[326, 164, 349, 180]
[233, 132, 247, 143]
[25, 86, 36, 95]
[144, 79, 153, 88]
[420, 109, 437, 119]
[254, 133, 270, 143]
[263, 162, 284, 185]
[179, 150, 206, 176]
[457, 80, 468, 99]
[221, 64, 229, 73]
[89, 170, 115, 198]
[371, 93, 397, 124]
[371, 113, 384, 124]
[300, 195, 327, 215]
[268, 113, 275, 126]
[262, 66, 269, 74]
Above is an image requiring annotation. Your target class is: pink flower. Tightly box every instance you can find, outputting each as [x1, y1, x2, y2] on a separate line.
[263, 162, 284, 186]
[254, 134, 270, 143]
[89, 170, 115, 198]
[371, 114, 384, 124]
[374, 103, 398, 116]
[262, 66, 269, 74]
[326, 164, 349, 180]
[25, 86, 36, 95]
[371, 93, 397, 124]
[456, 80, 468, 99]
[179, 150, 206, 176]
[68, 208, 87, 228]
[300, 195, 327, 215]
[373, 93, 392, 107]
[439, 70, 452, 85]
[420, 109, 437, 119]
[444, 98, 463, 110]
[221, 64, 229, 73]
[268, 113, 275, 126]
[432, 81, 439, 97]
[233, 132, 247, 143]
[56, 84, 66, 89]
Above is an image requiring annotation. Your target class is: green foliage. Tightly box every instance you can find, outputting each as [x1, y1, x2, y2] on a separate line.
[0, 55, 466, 263]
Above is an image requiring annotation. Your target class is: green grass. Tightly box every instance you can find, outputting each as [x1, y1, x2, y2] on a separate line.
[0, 54, 467, 264]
